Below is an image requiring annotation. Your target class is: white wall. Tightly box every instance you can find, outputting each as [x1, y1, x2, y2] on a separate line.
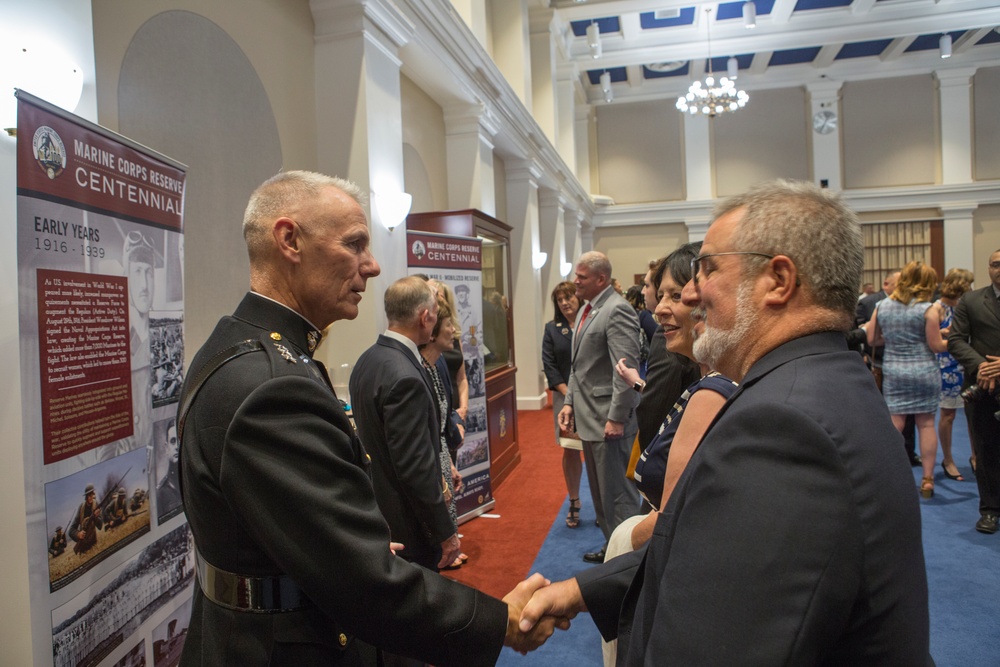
[1, 0, 99, 661]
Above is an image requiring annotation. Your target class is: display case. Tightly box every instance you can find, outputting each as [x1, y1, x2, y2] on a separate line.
[406, 209, 520, 487]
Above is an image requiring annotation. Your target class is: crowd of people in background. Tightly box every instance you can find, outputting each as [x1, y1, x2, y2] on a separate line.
[175, 169, 1000, 667]
[544, 242, 998, 559]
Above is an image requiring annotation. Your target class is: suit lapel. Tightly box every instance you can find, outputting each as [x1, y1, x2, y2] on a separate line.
[572, 289, 613, 359]
[980, 287, 1000, 325]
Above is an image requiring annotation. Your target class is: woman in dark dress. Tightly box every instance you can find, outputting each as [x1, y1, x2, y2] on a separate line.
[614, 243, 738, 549]
[542, 281, 585, 528]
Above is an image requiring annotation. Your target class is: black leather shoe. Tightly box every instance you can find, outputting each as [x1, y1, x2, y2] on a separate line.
[975, 513, 998, 534]
[583, 548, 606, 563]
[908, 453, 922, 467]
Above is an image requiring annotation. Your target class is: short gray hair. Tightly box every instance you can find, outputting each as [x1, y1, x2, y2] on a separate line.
[385, 276, 437, 326]
[714, 180, 863, 319]
[578, 251, 612, 279]
[243, 170, 365, 262]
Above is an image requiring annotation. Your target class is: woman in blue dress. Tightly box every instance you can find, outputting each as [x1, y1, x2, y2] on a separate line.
[867, 261, 948, 498]
[933, 268, 975, 481]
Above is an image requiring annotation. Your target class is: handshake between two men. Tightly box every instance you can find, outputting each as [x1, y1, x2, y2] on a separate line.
[502, 573, 583, 654]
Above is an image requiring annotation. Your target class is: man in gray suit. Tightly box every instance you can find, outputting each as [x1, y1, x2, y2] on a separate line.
[559, 251, 642, 563]
[948, 248, 1000, 534]
[351, 277, 461, 572]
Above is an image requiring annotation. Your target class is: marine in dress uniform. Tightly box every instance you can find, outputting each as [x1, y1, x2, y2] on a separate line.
[178, 171, 558, 667]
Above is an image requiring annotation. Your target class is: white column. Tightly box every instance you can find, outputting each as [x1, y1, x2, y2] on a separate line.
[935, 68, 976, 185]
[567, 210, 584, 271]
[807, 79, 843, 191]
[311, 0, 411, 364]
[529, 8, 557, 146]
[685, 216, 712, 242]
[941, 205, 976, 272]
[450, 0, 488, 49]
[444, 103, 499, 215]
[580, 219, 594, 253]
[574, 105, 593, 193]
[682, 113, 713, 200]
[488, 0, 531, 109]
[538, 189, 568, 300]
[555, 62, 578, 174]
[506, 160, 547, 409]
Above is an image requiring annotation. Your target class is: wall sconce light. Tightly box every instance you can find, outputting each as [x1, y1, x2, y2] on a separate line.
[372, 190, 412, 232]
[1, 41, 84, 135]
[586, 22, 602, 59]
[561, 261, 574, 277]
[532, 252, 548, 270]
[743, 1, 757, 29]
[727, 56, 739, 80]
[939, 33, 952, 59]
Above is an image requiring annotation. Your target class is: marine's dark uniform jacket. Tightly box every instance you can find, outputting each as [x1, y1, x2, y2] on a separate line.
[179, 293, 507, 666]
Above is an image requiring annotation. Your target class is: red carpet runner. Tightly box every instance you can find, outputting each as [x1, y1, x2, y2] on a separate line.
[444, 404, 570, 599]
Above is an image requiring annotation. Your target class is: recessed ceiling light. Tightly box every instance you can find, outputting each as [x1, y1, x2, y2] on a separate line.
[647, 61, 686, 72]
[654, 9, 681, 20]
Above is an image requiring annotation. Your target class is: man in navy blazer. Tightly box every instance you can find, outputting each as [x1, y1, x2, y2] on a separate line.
[521, 180, 930, 665]
[947, 248, 1000, 534]
[351, 277, 460, 572]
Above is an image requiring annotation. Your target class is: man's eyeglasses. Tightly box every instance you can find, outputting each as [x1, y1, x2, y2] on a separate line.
[690, 252, 775, 284]
[989, 261, 1000, 270]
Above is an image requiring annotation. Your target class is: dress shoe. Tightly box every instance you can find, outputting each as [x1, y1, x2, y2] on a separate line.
[908, 453, 922, 467]
[975, 513, 999, 535]
[583, 548, 606, 563]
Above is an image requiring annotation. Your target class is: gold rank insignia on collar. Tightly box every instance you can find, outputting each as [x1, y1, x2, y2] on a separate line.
[270, 332, 282, 341]
[306, 329, 321, 353]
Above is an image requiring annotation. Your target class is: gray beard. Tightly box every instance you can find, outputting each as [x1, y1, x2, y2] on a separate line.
[693, 281, 756, 373]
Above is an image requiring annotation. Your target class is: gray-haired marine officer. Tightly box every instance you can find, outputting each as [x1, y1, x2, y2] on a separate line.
[178, 171, 565, 667]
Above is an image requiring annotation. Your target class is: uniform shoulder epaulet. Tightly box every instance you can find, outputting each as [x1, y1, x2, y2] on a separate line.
[260, 331, 327, 386]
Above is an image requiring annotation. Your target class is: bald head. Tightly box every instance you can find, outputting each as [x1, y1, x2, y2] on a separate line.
[385, 276, 437, 327]
[243, 170, 365, 266]
[241, 170, 380, 328]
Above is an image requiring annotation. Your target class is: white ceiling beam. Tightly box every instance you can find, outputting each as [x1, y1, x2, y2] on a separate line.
[581, 45, 1000, 103]
[955, 27, 995, 54]
[851, 0, 879, 16]
[566, 6, 1000, 68]
[618, 11, 642, 41]
[749, 51, 772, 75]
[770, 0, 797, 25]
[554, 0, 698, 22]
[626, 64, 644, 88]
[812, 43, 842, 69]
[880, 37, 918, 62]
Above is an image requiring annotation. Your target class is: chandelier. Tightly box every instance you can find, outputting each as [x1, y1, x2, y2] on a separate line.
[676, 9, 749, 117]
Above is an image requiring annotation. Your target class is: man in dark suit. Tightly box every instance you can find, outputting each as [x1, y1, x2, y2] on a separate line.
[559, 251, 642, 563]
[179, 171, 559, 667]
[521, 180, 930, 665]
[350, 277, 459, 571]
[948, 248, 1000, 534]
[855, 270, 897, 328]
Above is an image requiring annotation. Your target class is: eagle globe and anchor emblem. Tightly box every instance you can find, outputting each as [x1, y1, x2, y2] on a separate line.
[32, 126, 67, 180]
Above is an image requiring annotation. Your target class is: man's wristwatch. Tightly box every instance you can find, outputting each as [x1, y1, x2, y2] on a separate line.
[633, 380, 645, 393]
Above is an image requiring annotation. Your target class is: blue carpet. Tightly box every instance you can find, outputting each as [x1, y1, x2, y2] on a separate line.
[498, 408, 1000, 666]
